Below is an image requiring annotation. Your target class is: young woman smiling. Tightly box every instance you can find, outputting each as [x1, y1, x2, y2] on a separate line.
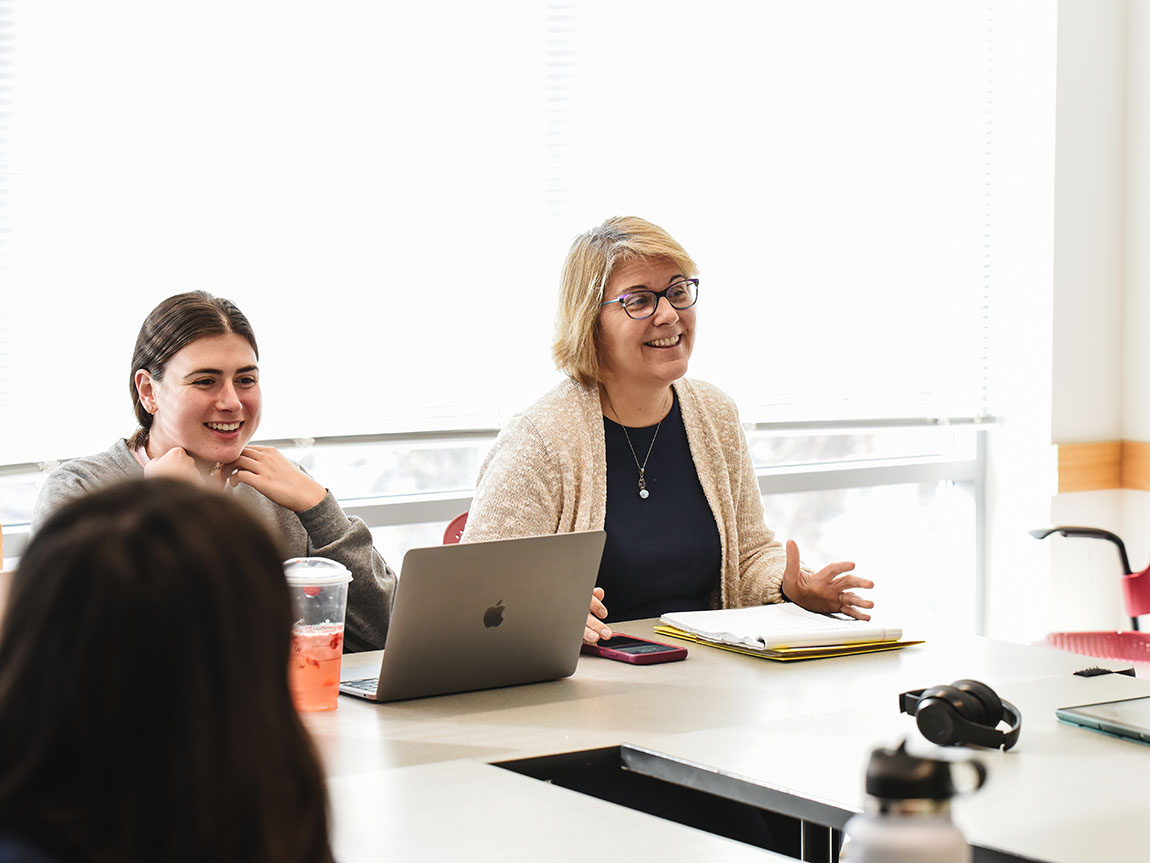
[32, 291, 395, 652]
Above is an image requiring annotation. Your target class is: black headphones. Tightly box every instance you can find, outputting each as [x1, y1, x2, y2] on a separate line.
[899, 678, 1022, 750]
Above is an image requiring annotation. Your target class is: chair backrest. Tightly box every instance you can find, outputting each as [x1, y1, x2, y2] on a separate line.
[1123, 566, 1150, 621]
[442, 511, 468, 545]
[1031, 526, 1146, 629]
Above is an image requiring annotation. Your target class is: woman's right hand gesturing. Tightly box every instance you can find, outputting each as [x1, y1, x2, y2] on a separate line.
[780, 539, 875, 620]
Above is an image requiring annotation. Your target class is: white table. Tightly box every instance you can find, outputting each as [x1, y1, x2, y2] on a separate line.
[306, 623, 1148, 862]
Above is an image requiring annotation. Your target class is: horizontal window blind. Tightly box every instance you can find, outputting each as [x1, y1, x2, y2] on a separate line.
[549, 0, 993, 424]
[0, 1, 1034, 467]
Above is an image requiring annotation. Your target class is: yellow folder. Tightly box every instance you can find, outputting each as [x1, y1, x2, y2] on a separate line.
[653, 624, 924, 661]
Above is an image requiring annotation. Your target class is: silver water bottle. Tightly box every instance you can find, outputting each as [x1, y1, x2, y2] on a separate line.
[840, 741, 986, 863]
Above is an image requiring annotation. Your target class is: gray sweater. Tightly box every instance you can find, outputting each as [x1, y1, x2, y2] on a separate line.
[32, 440, 396, 652]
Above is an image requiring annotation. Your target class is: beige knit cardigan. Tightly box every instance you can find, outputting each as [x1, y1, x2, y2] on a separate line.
[463, 376, 794, 610]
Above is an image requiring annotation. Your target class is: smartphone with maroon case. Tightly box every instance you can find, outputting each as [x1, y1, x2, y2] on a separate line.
[581, 633, 688, 664]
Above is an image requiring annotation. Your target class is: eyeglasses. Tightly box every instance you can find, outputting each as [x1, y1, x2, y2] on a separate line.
[599, 278, 700, 320]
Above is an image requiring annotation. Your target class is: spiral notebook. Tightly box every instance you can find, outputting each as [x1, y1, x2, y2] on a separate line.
[654, 603, 922, 661]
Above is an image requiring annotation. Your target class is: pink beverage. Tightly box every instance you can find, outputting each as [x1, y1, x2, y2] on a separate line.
[283, 558, 352, 712]
[290, 622, 344, 711]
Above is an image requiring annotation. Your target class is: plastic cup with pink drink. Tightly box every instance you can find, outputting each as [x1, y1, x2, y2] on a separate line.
[283, 557, 352, 711]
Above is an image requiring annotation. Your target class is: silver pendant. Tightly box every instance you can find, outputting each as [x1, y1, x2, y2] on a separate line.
[639, 488, 650, 499]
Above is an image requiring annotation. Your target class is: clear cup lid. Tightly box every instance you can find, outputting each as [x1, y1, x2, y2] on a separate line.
[283, 557, 352, 586]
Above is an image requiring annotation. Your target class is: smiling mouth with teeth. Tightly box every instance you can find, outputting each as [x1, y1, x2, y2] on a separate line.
[206, 422, 243, 432]
[645, 334, 681, 348]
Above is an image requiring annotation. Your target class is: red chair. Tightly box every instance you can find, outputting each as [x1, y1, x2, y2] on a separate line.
[443, 511, 468, 545]
[1030, 526, 1150, 664]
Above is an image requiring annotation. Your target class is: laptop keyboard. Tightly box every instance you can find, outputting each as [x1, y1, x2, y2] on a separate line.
[343, 677, 378, 695]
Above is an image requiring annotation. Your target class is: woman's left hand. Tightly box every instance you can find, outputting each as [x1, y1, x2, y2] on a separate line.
[780, 539, 875, 620]
[584, 587, 613, 644]
[224, 446, 327, 513]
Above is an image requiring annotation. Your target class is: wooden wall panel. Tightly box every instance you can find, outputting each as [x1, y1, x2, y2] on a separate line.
[1056, 441, 1150, 492]
[1122, 441, 1150, 491]
[1057, 441, 1122, 492]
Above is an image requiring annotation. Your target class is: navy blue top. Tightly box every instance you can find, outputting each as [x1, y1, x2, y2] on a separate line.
[597, 390, 722, 622]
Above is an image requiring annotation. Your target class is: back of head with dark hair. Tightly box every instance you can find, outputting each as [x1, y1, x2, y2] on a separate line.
[0, 479, 332, 863]
[128, 291, 259, 449]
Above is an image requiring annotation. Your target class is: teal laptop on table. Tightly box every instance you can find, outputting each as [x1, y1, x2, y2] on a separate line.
[340, 530, 606, 703]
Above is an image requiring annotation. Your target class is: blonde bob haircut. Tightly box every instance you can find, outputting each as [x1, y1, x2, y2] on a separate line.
[552, 216, 698, 387]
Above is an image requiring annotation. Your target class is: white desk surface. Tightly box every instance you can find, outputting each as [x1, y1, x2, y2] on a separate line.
[307, 622, 1148, 863]
[327, 758, 789, 862]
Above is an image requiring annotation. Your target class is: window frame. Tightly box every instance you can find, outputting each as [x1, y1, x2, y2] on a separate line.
[2, 419, 991, 636]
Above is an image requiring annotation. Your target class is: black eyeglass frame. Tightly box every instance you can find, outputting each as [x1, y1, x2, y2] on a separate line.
[598, 278, 700, 320]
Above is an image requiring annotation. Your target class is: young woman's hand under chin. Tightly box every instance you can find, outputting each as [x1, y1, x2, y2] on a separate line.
[143, 447, 206, 486]
[223, 445, 327, 513]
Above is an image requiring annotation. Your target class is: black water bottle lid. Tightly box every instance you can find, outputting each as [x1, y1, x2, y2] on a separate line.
[864, 741, 957, 801]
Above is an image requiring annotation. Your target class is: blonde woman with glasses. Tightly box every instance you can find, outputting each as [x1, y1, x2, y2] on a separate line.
[464, 216, 875, 643]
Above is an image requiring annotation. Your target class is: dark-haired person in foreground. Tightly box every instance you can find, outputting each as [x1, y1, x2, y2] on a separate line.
[0, 479, 334, 863]
[32, 290, 395, 651]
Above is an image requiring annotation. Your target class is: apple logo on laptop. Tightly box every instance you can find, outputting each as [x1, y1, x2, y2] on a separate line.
[483, 600, 505, 628]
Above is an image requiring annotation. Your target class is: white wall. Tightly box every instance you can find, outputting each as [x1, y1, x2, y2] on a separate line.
[1052, 0, 1126, 444]
[1120, 1, 1150, 602]
[1042, 0, 1150, 634]
[1126, 1, 1150, 442]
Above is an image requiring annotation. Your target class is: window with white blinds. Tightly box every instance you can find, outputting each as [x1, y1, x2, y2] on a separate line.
[0, 1, 1042, 467]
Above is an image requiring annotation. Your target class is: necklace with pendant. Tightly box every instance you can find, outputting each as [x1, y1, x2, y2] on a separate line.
[604, 388, 666, 500]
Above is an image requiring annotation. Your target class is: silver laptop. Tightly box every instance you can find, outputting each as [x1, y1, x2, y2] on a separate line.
[339, 530, 606, 702]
